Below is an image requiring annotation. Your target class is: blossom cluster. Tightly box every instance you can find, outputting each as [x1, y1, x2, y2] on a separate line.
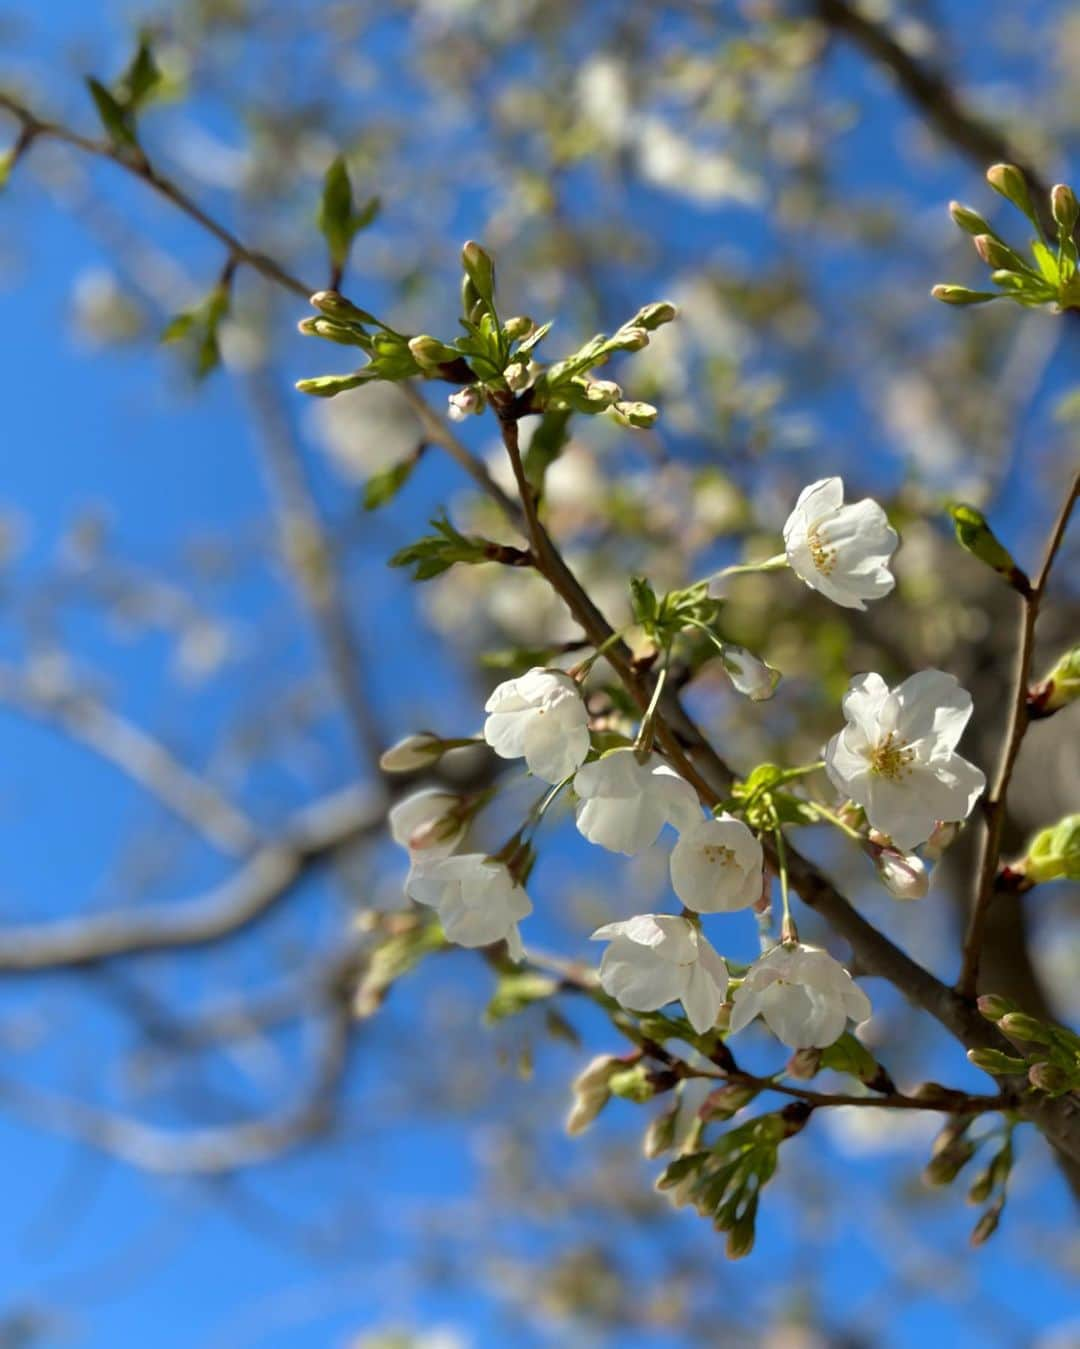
[386, 478, 986, 1052]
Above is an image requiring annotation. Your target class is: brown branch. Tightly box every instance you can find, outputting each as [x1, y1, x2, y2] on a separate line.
[0, 785, 382, 971]
[959, 470, 1080, 997]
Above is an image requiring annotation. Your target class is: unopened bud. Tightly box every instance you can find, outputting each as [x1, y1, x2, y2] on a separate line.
[503, 315, 533, 341]
[642, 1104, 679, 1158]
[976, 994, 1016, 1023]
[612, 400, 659, 429]
[967, 1169, 994, 1205]
[309, 290, 377, 324]
[972, 233, 1024, 271]
[699, 1081, 758, 1121]
[997, 1012, 1052, 1044]
[1029, 645, 1080, 718]
[408, 334, 461, 370]
[721, 643, 781, 702]
[986, 164, 1036, 222]
[873, 846, 930, 900]
[931, 284, 996, 306]
[923, 1138, 976, 1187]
[967, 1048, 1028, 1076]
[1050, 183, 1079, 235]
[948, 201, 993, 236]
[1028, 1060, 1069, 1093]
[970, 1200, 1003, 1246]
[610, 325, 649, 351]
[379, 732, 447, 773]
[1020, 814, 1080, 885]
[461, 240, 495, 306]
[447, 386, 485, 421]
[503, 361, 531, 392]
[566, 1054, 623, 1134]
[609, 1062, 657, 1103]
[946, 503, 1030, 593]
[632, 300, 678, 331]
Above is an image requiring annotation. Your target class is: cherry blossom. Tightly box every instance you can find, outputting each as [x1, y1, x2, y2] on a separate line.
[591, 914, 729, 1034]
[405, 854, 531, 960]
[783, 477, 898, 610]
[483, 668, 590, 783]
[729, 943, 871, 1049]
[669, 814, 763, 913]
[574, 749, 701, 855]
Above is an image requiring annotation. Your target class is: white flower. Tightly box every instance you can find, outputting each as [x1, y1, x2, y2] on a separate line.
[379, 732, 444, 773]
[574, 749, 701, 855]
[405, 854, 531, 961]
[825, 670, 986, 850]
[874, 847, 929, 901]
[591, 914, 729, 1034]
[670, 815, 763, 913]
[783, 477, 898, 610]
[729, 944, 871, 1049]
[483, 668, 590, 783]
[721, 644, 781, 701]
[389, 788, 464, 865]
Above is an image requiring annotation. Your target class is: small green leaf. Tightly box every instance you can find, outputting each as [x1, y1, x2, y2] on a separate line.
[318, 156, 355, 270]
[86, 77, 136, 148]
[484, 970, 559, 1024]
[363, 458, 418, 511]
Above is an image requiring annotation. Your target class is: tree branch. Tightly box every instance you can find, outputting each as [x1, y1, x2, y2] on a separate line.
[959, 470, 1080, 997]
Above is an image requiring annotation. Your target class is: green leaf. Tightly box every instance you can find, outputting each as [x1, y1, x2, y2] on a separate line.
[1031, 240, 1061, 285]
[86, 77, 136, 148]
[318, 155, 355, 270]
[120, 37, 163, 111]
[819, 1032, 879, 1083]
[363, 457, 418, 511]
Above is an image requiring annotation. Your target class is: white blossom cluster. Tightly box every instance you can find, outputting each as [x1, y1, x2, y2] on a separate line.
[386, 478, 986, 1051]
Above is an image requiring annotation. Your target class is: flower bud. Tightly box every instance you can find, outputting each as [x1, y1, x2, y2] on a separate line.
[566, 1054, 622, 1134]
[931, 284, 996, 306]
[1029, 644, 1080, 718]
[642, 1104, 679, 1158]
[379, 732, 445, 773]
[986, 164, 1036, 222]
[699, 1081, 758, 1121]
[967, 1048, 1027, 1075]
[923, 1137, 976, 1187]
[997, 1012, 1052, 1044]
[1050, 184, 1079, 235]
[946, 503, 1030, 593]
[976, 994, 1016, 1023]
[1028, 1060, 1069, 1093]
[610, 325, 649, 351]
[632, 301, 678, 331]
[873, 846, 929, 900]
[580, 379, 621, 406]
[612, 400, 658, 428]
[721, 644, 781, 702]
[970, 1200, 1003, 1247]
[948, 201, 993, 236]
[461, 240, 495, 306]
[408, 334, 462, 370]
[608, 1062, 657, 1103]
[503, 361, 531, 392]
[972, 233, 1024, 271]
[447, 386, 485, 421]
[1020, 814, 1080, 885]
[503, 315, 533, 341]
[309, 290, 378, 324]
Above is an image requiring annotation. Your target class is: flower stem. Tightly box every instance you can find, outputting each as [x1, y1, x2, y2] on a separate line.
[711, 553, 788, 583]
[809, 801, 866, 843]
[633, 656, 669, 755]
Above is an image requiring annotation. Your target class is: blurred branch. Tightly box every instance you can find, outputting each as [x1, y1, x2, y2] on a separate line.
[959, 469, 1080, 997]
[0, 785, 381, 970]
[813, 0, 1055, 232]
[243, 366, 385, 773]
[0, 996, 352, 1175]
[0, 663, 258, 855]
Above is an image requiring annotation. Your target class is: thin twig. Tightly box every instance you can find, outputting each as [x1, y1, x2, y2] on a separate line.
[959, 470, 1080, 997]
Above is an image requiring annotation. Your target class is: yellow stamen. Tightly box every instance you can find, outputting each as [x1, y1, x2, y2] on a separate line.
[868, 731, 915, 781]
[807, 528, 837, 576]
